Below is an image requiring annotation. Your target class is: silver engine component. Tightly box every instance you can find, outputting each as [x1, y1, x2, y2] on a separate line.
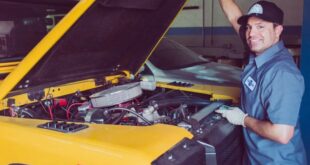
[90, 82, 142, 108]
[138, 106, 162, 123]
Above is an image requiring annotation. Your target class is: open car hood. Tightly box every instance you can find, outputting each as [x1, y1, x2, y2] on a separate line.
[0, 0, 186, 98]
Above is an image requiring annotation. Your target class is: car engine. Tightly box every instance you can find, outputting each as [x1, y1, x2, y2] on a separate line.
[1, 81, 243, 165]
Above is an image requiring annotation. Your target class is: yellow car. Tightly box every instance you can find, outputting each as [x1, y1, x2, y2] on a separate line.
[0, 0, 242, 164]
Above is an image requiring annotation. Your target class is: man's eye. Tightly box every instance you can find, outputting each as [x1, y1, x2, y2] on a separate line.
[257, 25, 264, 29]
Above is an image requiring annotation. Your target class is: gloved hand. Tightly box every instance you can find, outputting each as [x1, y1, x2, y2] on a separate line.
[215, 107, 248, 127]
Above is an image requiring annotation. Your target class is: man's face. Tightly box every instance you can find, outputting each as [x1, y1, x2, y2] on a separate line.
[246, 17, 283, 55]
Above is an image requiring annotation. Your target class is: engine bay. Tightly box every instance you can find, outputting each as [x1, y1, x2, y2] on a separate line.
[1, 82, 220, 128]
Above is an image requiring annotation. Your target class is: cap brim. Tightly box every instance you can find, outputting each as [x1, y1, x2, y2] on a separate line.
[237, 13, 278, 25]
[237, 15, 251, 25]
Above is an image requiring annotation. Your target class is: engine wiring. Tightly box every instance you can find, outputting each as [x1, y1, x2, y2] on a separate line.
[104, 107, 152, 125]
[2, 81, 217, 128]
[16, 90, 211, 125]
[47, 105, 54, 120]
[66, 102, 84, 120]
[39, 101, 52, 119]
[8, 107, 17, 117]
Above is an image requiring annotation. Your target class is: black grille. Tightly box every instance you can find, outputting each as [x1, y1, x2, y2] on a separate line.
[38, 121, 88, 133]
[168, 81, 194, 87]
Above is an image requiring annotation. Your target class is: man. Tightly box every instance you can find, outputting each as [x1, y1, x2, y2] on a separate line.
[215, 1, 307, 164]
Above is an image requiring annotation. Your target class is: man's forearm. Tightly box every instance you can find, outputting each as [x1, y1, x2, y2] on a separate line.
[244, 116, 294, 144]
[218, 0, 242, 33]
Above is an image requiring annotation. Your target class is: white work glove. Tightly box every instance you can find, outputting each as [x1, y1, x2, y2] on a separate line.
[215, 107, 248, 127]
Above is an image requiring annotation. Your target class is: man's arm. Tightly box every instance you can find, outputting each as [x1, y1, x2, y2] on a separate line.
[244, 116, 294, 144]
[218, 0, 243, 33]
[216, 108, 294, 144]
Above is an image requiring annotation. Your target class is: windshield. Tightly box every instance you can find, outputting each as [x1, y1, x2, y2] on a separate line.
[149, 38, 208, 70]
[0, 2, 72, 59]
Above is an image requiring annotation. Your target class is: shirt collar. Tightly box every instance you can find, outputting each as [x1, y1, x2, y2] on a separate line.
[252, 41, 285, 68]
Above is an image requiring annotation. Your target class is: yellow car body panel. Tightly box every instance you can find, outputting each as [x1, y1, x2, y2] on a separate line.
[0, 61, 19, 67]
[156, 82, 240, 104]
[0, 117, 192, 165]
[0, 73, 130, 110]
[0, 61, 19, 74]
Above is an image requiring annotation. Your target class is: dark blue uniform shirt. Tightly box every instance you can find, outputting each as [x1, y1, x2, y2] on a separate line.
[241, 41, 307, 165]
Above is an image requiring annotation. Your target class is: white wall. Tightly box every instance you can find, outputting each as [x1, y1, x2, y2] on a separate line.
[172, 0, 303, 27]
[167, 0, 304, 57]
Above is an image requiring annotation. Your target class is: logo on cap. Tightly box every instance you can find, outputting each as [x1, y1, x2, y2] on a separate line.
[248, 4, 263, 15]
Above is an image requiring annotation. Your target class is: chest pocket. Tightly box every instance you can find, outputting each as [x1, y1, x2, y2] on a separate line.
[243, 75, 258, 103]
[243, 68, 269, 119]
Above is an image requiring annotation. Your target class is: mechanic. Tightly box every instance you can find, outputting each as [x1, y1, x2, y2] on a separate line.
[215, 0, 307, 164]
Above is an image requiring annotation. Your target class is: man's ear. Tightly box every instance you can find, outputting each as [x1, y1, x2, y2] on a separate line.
[275, 25, 283, 38]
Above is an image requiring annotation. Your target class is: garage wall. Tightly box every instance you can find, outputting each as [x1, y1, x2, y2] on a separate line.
[167, 0, 303, 58]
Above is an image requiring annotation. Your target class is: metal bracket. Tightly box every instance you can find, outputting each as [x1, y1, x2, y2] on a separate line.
[27, 90, 45, 101]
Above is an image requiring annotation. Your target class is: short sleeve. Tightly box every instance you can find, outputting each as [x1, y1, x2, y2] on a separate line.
[263, 69, 304, 126]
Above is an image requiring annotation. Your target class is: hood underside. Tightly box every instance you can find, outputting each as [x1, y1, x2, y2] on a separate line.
[0, 0, 186, 92]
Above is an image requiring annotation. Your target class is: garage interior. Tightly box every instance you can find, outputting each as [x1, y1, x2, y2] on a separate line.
[0, 0, 309, 164]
